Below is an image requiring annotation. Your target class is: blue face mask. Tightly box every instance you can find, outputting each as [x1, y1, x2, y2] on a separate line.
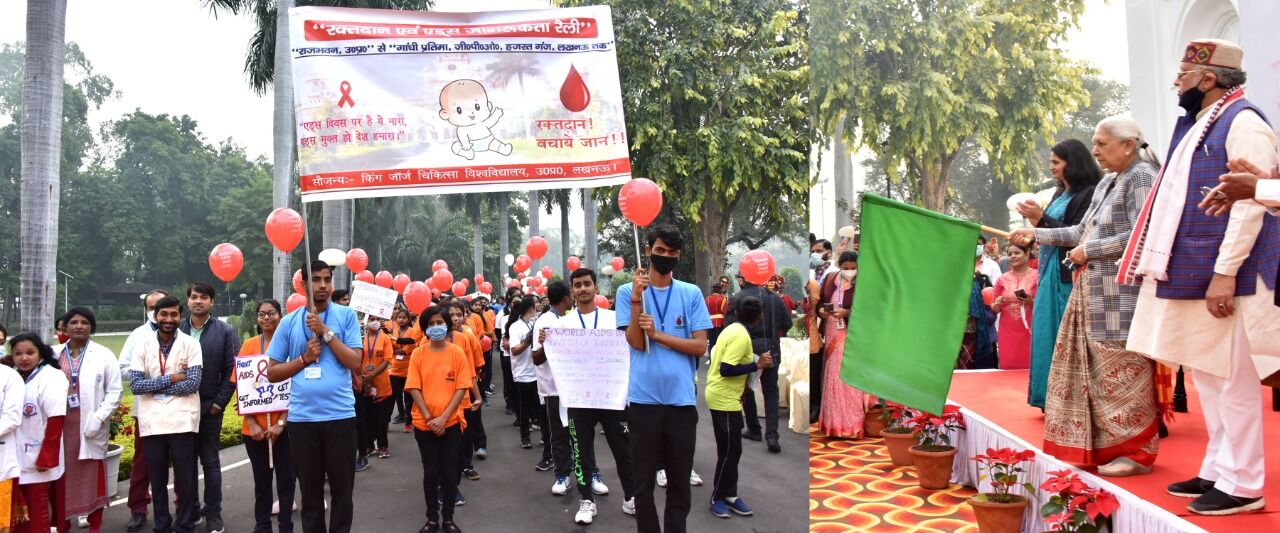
[425, 325, 448, 341]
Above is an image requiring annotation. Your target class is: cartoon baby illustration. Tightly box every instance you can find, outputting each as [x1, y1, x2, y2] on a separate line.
[439, 79, 513, 160]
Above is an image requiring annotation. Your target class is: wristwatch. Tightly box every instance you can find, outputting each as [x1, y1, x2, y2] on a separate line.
[277, 419, 286, 427]
[322, 330, 336, 343]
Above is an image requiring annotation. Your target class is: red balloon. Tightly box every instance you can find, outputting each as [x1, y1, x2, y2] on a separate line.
[375, 270, 393, 289]
[474, 274, 485, 286]
[514, 254, 532, 273]
[507, 279, 520, 289]
[452, 281, 467, 297]
[982, 287, 996, 306]
[739, 249, 776, 286]
[610, 257, 625, 272]
[540, 266, 554, 279]
[480, 281, 493, 294]
[404, 281, 431, 315]
[432, 288, 441, 299]
[594, 294, 610, 310]
[526, 236, 549, 260]
[566, 256, 581, 271]
[265, 208, 305, 253]
[461, 278, 471, 289]
[346, 248, 369, 273]
[286, 293, 307, 314]
[618, 178, 663, 227]
[432, 269, 455, 292]
[518, 272, 526, 280]
[528, 276, 543, 288]
[393, 273, 411, 294]
[536, 286, 547, 296]
[293, 269, 305, 295]
[481, 336, 493, 351]
[432, 259, 449, 272]
[208, 243, 243, 283]
[355, 270, 374, 284]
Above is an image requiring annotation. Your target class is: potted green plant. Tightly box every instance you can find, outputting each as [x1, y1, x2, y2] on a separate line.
[106, 403, 131, 497]
[1040, 469, 1118, 532]
[879, 402, 920, 466]
[968, 447, 1037, 533]
[906, 404, 965, 489]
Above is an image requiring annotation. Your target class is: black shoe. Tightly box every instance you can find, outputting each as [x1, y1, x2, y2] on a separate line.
[419, 520, 440, 533]
[1188, 488, 1265, 515]
[355, 456, 370, 472]
[392, 415, 406, 425]
[535, 458, 555, 471]
[766, 436, 781, 454]
[505, 406, 514, 415]
[741, 430, 763, 441]
[520, 438, 532, 449]
[126, 513, 147, 532]
[206, 514, 225, 533]
[1167, 476, 1215, 498]
[442, 521, 462, 533]
[463, 467, 480, 481]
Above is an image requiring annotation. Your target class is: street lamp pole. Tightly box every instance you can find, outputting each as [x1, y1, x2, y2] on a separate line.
[55, 270, 75, 315]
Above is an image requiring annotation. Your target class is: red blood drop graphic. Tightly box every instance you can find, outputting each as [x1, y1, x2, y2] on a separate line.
[560, 64, 591, 112]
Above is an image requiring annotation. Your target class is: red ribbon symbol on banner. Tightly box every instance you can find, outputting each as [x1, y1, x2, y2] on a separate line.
[338, 81, 355, 108]
[256, 359, 269, 381]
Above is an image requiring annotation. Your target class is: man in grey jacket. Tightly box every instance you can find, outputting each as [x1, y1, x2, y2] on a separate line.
[725, 273, 792, 453]
[179, 282, 240, 533]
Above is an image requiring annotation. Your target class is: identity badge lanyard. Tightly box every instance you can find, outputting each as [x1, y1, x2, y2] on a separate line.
[364, 331, 381, 371]
[577, 309, 598, 329]
[63, 344, 86, 408]
[647, 286, 674, 334]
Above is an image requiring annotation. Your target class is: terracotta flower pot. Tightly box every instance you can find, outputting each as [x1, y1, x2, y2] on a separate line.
[909, 445, 957, 489]
[864, 407, 886, 438]
[881, 428, 917, 466]
[967, 494, 1028, 533]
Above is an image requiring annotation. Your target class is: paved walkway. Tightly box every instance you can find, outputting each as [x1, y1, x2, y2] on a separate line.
[102, 365, 807, 532]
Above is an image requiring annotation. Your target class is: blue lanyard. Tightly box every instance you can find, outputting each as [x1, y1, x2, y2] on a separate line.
[577, 309, 598, 329]
[23, 364, 43, 384]
[62, 343, 87, 388]
[647, 286, 674, 331]
[363, 331, 381, 366]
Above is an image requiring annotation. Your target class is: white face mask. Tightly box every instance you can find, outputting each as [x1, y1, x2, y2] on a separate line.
[841, 269, 857, 280]
[976, 245, 984, 257]
[146, 310, 156, 324]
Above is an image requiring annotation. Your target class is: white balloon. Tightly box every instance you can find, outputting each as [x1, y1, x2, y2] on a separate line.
[319, 248, 346, 268]
[504, 254, 515, 267]
[601, 266, 616, 276]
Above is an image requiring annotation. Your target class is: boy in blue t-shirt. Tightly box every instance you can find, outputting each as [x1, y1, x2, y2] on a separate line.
[615, 224, 712, 533]
[266, 260, 363, 533]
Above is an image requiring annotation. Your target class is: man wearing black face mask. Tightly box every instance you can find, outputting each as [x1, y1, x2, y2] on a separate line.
[724, 264, 792, 453]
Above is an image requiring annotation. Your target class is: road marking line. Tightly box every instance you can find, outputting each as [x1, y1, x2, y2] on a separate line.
[109, 458, 251, 507]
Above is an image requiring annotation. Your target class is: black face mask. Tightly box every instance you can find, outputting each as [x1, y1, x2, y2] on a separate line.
[1178, 85, 1206, 115]
[649, 254, 678, 275]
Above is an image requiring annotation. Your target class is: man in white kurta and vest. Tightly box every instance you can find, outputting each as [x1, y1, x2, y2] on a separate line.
[1120, 39, 1280, 516]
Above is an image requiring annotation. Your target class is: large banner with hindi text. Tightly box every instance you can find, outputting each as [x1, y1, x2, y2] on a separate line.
[288, 6, 631, 202]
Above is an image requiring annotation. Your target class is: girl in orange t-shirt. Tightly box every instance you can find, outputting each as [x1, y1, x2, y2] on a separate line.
[449, 301, 486, 482]
[234, 299, 295, 533]
[359, 320, 395, 459]
[407, 305, 472, 533]
[387, 308, 420, 432]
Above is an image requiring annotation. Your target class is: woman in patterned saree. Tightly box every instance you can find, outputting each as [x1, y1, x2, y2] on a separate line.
[1011, 115, 1172, 477]
[817, 251, 867, 438]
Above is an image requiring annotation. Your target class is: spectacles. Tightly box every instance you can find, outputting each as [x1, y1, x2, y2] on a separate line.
[1175, 69, 1206, 80]
[256, 311, 280, 318]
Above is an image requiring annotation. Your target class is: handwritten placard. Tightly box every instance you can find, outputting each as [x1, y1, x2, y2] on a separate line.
[235, 354, 290, 415]
[543, 328, 629, 411]
[349, 280, 399, 319]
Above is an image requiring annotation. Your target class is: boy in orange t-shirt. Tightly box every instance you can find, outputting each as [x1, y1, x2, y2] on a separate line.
[406, 305, 473, 533]
[358, 320, 395, 461]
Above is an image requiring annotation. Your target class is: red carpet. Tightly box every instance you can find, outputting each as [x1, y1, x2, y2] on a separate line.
[949, 370, 1280, 531]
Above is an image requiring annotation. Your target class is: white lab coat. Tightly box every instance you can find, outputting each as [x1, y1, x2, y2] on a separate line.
[17, 365, 69, 484]
[0, 365, 25, 481]
[52, 341, 123, 460]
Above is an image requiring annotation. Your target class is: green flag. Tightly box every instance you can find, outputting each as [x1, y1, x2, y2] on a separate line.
[841, 194, 980, 415]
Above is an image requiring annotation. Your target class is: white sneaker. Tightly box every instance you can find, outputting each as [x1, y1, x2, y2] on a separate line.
[551, 475, 572, 496]
[690, 469, 703, 486]
[591, 472, 610, 495]
[77, 515, 89, 528]
[656, 469, 668, 488]
[574, 500, 598, 525]
[622, 497, 636, 516]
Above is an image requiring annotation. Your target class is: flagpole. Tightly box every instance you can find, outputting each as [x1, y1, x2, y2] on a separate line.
[632, 223, 649, 352]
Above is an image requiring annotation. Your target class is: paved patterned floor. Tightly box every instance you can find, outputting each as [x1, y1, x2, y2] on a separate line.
[810, 431, 980, 532]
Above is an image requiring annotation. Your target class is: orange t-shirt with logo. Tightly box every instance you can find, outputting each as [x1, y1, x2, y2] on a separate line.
[405, 342, 473, 431]
[387, 323, 420, 377]
[235, 335, 286, 436]
[361, 332, 394, 399]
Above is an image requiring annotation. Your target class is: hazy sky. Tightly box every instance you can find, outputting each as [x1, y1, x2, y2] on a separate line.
[0, 0, 1128, 161]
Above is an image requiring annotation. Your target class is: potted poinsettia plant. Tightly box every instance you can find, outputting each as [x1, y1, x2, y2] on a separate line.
[968, 447, 1037, 533]
[1040, 469, 1119, 532]
[906, 404, 965, 489]
[105, 403, 131, 497]
[879, 401, 920, 466]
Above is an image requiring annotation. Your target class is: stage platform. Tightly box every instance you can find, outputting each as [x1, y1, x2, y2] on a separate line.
[948, 369, 1280, 532]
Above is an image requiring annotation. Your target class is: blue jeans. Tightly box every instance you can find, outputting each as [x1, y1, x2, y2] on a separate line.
[197, 409, 224, 516]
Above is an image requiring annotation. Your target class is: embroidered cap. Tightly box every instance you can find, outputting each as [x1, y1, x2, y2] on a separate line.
[1183, 39, 1243, 70]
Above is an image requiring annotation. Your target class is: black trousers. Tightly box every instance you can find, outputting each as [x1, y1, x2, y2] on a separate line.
[243, 429, 296, 533]
[501, 355, 516, 410]
[196, 410, 224, 516]
[544, 396, 573, 477]
[142, 432, 199, 533]
[810, 347, 824, 421]
[480, 348, 494, 394]
[569, 407, 635, 502]
[742, 365, 780, 438]
[390, 375, 408, 421]
[355, 395, 373, 456]
[709, 410, 743, 501]
[629, 404, 697, 533]
[415, 426, 462, 523]
[371, 397, 393, 449]
[465, 392, 486, 449]
[289, 418, 357, 533]
[516, 381, 550, 459]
